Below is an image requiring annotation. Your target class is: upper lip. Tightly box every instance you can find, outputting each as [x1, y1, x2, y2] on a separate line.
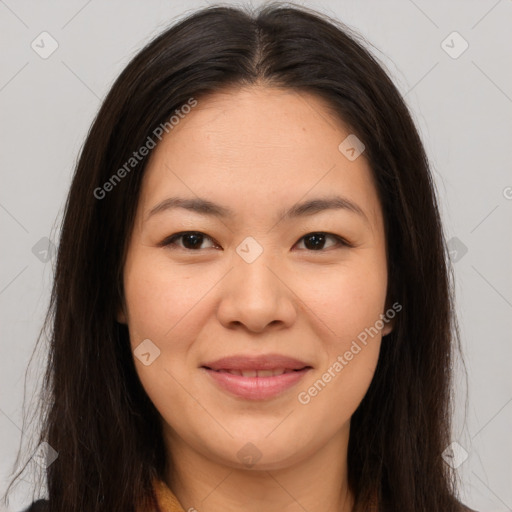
[201, 354, 311, 371]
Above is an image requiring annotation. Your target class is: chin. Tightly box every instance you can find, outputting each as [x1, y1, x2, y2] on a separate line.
[214, 434, 312, 471]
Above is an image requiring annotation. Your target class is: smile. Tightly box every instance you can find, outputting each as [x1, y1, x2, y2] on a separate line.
[201, 366, 312, 400]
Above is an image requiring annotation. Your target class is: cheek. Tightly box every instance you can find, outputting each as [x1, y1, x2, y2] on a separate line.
[122, 252, 209, 422]
[292, 256, 387, 410]
[123, 251, 209, 341]
[122, 248, 220, 401]
[293, 257, 388, 343]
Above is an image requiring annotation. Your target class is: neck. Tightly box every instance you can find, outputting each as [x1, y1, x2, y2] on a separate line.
[163, 422, 354, 512]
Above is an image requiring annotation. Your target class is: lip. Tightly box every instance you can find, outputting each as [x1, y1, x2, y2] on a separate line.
[200, 353, 313, 401]
[201, 353, 310, 371]
[202, 367, 312, 400]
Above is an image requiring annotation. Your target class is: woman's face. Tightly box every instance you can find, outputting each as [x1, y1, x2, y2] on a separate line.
[119, 85, 392, 470]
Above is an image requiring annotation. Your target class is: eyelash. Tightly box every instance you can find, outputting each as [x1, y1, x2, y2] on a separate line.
[159, 231, 353, 252]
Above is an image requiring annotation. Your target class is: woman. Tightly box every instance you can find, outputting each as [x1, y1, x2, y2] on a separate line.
[5, 3, 477, 511]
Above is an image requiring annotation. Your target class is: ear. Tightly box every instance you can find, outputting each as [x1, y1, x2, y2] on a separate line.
[381, 298, 402, 337]
[382, 278, 399, 337]
[117, 300, 128, 324]
[381, 317, 394, 337]
[381, 298, 397, 337]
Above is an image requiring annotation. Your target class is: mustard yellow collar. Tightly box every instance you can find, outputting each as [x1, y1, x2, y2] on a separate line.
[151, 477, 378, 511]
[152, 478, 186, 512]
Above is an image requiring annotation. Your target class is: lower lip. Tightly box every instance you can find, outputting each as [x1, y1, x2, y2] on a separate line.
[202, 368, 311, 400]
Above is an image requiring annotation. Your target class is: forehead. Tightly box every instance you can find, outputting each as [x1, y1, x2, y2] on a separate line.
[153, 85, 348, 165]
[139, 85, 382, 228]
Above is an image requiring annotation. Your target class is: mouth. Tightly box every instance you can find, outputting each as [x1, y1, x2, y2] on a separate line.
[200, 365, 312, 400]
[202, 367, 309, 377]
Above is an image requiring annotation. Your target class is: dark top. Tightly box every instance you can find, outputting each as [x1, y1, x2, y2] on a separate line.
[22, 501, 48, 512]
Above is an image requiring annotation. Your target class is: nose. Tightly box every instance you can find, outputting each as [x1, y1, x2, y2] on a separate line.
[216, 252, 297, 333]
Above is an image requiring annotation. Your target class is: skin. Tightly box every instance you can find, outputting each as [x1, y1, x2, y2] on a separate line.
[118, 84, 394, 512]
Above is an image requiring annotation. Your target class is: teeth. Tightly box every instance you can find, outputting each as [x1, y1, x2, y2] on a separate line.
[239, 370, 257, 377]
[254, 370, 275, 377]
[219, 368, 295, 377]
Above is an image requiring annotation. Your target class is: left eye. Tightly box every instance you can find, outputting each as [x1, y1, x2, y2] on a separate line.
[295, 232, 348, 251]
[160, 231, 349, 251]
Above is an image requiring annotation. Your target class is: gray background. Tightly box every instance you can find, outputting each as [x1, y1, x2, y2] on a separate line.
[1, 0, 511, 511]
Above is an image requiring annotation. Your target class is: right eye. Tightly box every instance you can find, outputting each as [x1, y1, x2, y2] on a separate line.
[159, 231, 220, 251]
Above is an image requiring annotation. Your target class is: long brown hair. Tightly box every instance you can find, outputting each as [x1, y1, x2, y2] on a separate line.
[4, 3, 468, 511]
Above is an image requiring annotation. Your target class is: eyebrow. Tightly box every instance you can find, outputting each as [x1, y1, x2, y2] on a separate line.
[146, 195, 369, 224]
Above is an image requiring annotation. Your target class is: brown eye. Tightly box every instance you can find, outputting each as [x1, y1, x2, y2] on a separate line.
[295, 232, 349, 251]
[161, 231, 218, 250]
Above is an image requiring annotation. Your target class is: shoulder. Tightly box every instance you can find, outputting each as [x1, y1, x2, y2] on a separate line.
[20, 499, 49, 512]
